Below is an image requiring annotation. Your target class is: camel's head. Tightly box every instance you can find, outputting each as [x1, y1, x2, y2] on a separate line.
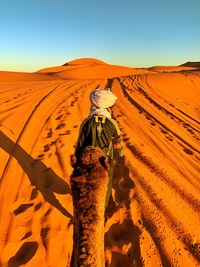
[70, 146, 110, 182]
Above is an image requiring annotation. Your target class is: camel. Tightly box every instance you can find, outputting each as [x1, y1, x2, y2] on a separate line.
[70, 146, 110, 267]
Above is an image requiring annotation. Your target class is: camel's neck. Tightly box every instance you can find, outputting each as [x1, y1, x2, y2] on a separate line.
[71, 177, 107, 267]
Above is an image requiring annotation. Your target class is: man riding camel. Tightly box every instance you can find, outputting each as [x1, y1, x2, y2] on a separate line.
[75, 88, 123, 208]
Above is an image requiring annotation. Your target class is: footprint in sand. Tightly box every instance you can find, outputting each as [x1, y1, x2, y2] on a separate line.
[8, 242, 38, 266]
[21, 232, 32, 241]
[50, 140, 57, 145]
[34, 202, 42, 211]
[160, 128, 168, 134]
[70, 100, 76, 106]
[65, 130, 71, 135]
[187, 128, 194, 134]
[166, 136, 173, 142]
[46, 129, 53, 138]
[55, 123, 66, 130]
[183, 122, 190, 128]
[122, 137, 130, 142]
[13, 203, 34, 216]
[43, 144, 50, 152]
[37, 153, 45, 159]
[145, 115, 151, 120]
[56, 115, 64, 120]
[183, 148, 193, 155]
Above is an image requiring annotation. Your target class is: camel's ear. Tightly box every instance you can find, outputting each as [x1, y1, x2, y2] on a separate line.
[70, 154, 77, 166]
[99, 156, 111, 169]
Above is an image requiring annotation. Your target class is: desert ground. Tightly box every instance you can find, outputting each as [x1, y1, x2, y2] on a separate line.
[0, 58, 200, 266]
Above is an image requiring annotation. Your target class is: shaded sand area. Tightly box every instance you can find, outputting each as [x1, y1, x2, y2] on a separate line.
[0, 59, 200, 266]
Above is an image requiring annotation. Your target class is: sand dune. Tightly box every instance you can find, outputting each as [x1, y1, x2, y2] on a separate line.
[148, 66, 197, 73]
[55, 64, 152, 80]
[36, 58, 107, 74]
[0, 59, 200, 266]
[37, 58, 152, 79]
[180, 62, 200, 69]
[64, 58, 107, 66]
[0, 71, 55, 82]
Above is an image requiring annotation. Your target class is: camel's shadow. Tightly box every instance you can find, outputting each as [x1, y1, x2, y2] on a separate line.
[105, 151, 135, 219]
[0, 130, 72, 218]
[105, 151, 142, 267]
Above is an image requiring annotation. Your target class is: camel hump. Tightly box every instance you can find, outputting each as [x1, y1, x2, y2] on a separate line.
[81, 146, 105, 161]
[71, 146, 111, 182]
[78, 146, 110, 169]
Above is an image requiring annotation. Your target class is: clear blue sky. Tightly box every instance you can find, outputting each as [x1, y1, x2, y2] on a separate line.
[0, 0, 200, 71]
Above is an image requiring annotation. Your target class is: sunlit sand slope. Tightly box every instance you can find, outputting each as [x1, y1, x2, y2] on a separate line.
[37, 58, 152, 79]
[0, 70, 200, 266]
[0, 71, 55, 82]
[148, 66, 197, 73]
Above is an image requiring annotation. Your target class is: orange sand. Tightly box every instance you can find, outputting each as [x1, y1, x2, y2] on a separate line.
[0, 59, 200, 266]
[148, 66, 197, 73]
[37, 58, 152, 79]
[0, 71, 55, 82]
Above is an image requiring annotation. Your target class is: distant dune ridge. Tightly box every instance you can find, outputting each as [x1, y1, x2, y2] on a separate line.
[0, 70, 56, 82]
[36, 58, 153, 80]
[0, 58, 200, 266]
[1, 58, 200, 81]
[63, 58, 107, 66]
[180, 61, 200, 68]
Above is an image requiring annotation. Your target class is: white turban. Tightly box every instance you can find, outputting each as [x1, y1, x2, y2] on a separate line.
[90, 88, 117, 118]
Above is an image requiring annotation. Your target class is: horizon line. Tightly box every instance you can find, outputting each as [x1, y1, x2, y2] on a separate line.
[1, 58, 199, 73]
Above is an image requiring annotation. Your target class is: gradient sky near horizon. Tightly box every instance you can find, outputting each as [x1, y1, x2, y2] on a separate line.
[1, 0, 200, 72]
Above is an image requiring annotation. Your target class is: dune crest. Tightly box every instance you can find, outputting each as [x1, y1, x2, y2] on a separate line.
[180, 61, 200, 68]
[148, 66, 197, 73]
[64, 58, 107, 66]
[36, 58, 152, 79]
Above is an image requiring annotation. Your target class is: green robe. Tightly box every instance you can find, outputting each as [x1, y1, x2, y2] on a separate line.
[75, 115, 121, 208]
[75, 115, 120, 157]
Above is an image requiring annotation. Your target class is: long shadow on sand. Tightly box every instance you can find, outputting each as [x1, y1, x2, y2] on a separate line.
[105, 152, 142, 267]
[0, 130, 72, 218]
